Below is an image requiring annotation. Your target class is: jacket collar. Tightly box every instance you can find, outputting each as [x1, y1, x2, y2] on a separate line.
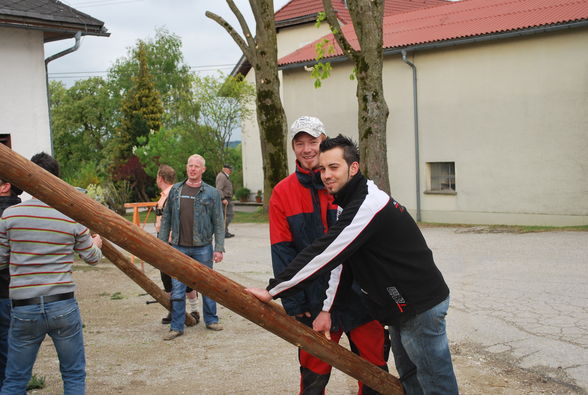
[295, 161, 325, 191]
[333, 171, 367, 208]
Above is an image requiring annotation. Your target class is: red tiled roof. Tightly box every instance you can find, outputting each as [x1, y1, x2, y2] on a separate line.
[275, 0, 353, 24]
[279, 0, 588, 66]
[275, 0, 448, 25]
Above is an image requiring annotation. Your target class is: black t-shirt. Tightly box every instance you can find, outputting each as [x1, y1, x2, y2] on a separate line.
[179, 184, 200, 246]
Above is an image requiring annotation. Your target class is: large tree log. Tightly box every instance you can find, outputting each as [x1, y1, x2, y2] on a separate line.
[100, 238, 196, 327]
[0, 145, 402, 394]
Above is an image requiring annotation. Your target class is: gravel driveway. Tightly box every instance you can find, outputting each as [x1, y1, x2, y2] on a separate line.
[29, 223, 587, 394]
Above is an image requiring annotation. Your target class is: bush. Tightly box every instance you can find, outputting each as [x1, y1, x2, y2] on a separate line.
[235, 187, 251, 202]
[103, 180, 133, 215]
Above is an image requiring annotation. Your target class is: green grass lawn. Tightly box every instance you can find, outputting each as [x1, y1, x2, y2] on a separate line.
[123, 210, 156, 224]
[233, 208, 268, 223]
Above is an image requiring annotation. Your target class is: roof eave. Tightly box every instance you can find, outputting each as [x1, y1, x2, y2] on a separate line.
[0, 13, 109, 42]
[279, 20, 588, 70]
[275, 13, 319, 29]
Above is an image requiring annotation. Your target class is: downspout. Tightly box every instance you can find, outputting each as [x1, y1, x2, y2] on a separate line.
[44, 31, 82, 156]
[401, 49, 421, 222]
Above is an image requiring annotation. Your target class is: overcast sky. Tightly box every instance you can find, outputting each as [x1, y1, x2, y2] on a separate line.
[46, 0, 291, 84]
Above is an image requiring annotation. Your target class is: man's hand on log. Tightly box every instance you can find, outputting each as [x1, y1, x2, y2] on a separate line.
[313, 311, 332, 340]
[244, 287, 272, 303]
[213, 251, 223, 263]
[92, 234, 103, 249]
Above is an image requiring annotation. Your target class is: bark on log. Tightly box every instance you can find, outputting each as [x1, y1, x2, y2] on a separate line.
[100, 238, 196, 327]
[0, 145, 403, 394]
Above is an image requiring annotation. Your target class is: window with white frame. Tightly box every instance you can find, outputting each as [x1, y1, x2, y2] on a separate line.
[427, 162, 456, 193]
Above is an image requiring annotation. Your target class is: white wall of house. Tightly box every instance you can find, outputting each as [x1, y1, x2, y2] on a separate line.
[278, 28, 588, 226]
[0, 27, 52, 161]
[241, 22, 332, 194]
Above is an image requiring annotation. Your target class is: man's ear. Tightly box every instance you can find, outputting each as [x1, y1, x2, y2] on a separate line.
[0, 182, 10, 194]
[349, 162, 359, 177]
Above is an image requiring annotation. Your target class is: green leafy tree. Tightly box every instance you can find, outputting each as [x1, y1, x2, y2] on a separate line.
[108, 28, 199, 130]
[50, 78, 115, 185]
[112, 42, 163, 201]
[193, 73, 255, 167]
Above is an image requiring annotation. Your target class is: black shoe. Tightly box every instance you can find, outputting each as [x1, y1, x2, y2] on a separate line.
[225, 232, 234, 238]
[161, 312, 171, 325]
[190, 311, 200, 325]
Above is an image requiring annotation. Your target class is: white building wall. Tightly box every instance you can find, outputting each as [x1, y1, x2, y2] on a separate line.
[280, 28, 588, 226]
[0, 27, 52, 161]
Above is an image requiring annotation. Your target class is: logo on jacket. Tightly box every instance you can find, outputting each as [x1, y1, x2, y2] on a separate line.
[391, 199, 405, 213]
[387, 286, 407, 313]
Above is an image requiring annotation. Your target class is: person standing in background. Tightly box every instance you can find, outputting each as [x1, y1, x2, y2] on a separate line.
[216, 164, 234, 238]
[155, 165, 200, 326]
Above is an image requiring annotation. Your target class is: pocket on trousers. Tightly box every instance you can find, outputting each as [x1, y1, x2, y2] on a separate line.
[11, 311, 42, 340]
[48, 303, 82, 335]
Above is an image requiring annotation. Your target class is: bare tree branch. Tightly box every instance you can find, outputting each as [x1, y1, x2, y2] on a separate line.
[249, 0, 261, 30]
[322, 0, 357, 59]
[226, 0, 256, 50]
[205, 11, 255, 63]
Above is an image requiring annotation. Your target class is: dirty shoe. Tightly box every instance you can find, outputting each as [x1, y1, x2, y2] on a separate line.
[206, 322, 223, 331]
[163, 330, 183, 340]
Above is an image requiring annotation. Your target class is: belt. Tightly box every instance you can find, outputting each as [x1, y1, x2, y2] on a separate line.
[11, 292, 74, 307]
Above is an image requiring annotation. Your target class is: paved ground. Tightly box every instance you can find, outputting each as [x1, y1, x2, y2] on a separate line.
[29, 221, 587, 394]
[220, 223, 588, 392]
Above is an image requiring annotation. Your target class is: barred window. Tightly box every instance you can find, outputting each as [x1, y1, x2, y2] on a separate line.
[427, 162, 455, 192]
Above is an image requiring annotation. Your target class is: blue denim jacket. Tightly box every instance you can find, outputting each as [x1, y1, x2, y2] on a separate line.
[158, 180, 225, 252]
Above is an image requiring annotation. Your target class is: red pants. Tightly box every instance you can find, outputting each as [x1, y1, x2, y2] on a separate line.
[299, 320, 389, 395]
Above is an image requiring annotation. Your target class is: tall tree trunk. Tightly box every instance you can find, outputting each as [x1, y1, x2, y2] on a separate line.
[206, 0, 289, 211]
[322, 0, 391, 193]
[252, 0, 289, 206]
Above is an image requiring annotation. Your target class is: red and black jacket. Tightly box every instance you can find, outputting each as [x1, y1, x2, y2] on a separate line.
[269, 163, 374, 331]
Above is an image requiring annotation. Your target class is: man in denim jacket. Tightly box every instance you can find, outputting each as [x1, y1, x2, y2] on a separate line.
[158, 154, 225, 340]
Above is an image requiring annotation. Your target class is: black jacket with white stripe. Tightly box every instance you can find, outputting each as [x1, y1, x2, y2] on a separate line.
[267, 172, 450, 325]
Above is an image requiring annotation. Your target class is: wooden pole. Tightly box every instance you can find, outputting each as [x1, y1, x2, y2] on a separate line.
[100, 238, 196, 327]
[0, 145, 403, 394]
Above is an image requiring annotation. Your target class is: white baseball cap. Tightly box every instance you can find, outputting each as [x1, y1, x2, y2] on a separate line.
[290, 116, 326, 140]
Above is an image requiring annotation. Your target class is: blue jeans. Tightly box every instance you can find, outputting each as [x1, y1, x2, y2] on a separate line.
[0, 298, 10, 388]
[172, 244, 218, 331]
[389, 296, 458, 395]
[1, 298, 86, 395]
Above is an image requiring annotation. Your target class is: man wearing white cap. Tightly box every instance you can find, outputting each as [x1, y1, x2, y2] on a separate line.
[268, 116, 389, 394]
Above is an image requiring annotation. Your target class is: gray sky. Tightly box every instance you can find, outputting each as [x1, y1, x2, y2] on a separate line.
[47, 0, 291, 83]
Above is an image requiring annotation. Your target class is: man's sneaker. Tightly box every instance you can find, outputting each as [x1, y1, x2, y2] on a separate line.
[190, 311, 200, 325]
[161, 312, 171, 325]
[163, 330, 183, 341]
[206, 322, 223, 331]
[225, 232, 234, 238]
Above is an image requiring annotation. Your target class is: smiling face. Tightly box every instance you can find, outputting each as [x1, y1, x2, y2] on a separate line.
[186, 156, 206, 183]
[319, 147, 359, 194]
[292, 132, 324, 170]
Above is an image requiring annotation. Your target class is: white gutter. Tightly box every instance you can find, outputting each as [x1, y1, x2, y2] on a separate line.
[44, 31, 82, 156]
[401, 50, 421, 222]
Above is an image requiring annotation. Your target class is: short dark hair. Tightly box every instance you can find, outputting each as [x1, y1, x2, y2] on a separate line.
[30, 152, 60, 178]
[319, 134, 360, 166]
[157, 164, 176, 184]
[0, 179, 23, 197]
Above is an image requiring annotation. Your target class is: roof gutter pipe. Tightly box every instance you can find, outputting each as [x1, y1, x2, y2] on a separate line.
[44, 31, 82, 156]
[401, 49, 421, 222]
